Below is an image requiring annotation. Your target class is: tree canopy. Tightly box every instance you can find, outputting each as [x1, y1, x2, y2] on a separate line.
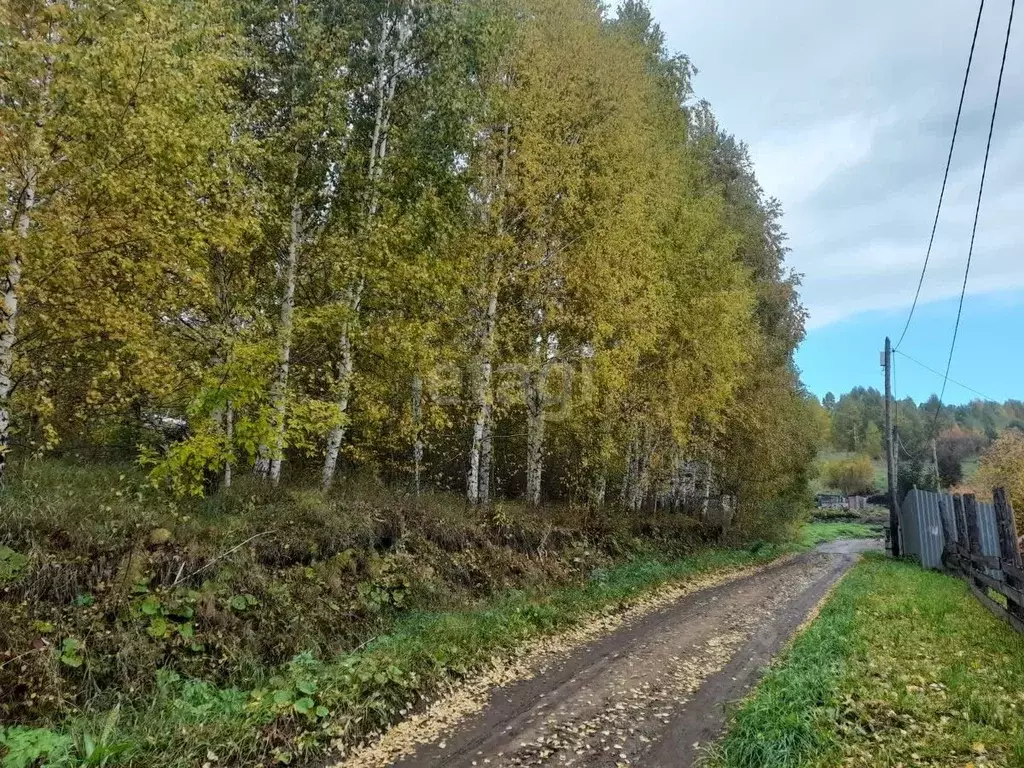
[2, 0, 819, 529]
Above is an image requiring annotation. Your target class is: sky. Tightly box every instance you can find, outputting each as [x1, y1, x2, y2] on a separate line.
[647, 0, 1024, 405]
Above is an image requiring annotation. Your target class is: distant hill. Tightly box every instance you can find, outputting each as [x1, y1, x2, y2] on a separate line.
[821, 387, 1024, 455]
[815, 388, 1024, 495]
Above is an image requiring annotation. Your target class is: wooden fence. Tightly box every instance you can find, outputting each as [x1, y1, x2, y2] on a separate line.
[940, 489, 1024, 633]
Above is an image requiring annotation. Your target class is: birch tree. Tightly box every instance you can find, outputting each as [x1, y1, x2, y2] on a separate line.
[0, 0, 820, 523]
[241, 0, 353, 484]
[320, 2, 417, 490]
[0, 0, 238, 479]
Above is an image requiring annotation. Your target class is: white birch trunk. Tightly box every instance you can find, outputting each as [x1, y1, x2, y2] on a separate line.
[1, 46, 52, 482]
[629, 429, 652, 512]
[631, 454, 648, 512]
[0, 171, 34, 480]
[223, 400, 233, 490]
[634, 448, 651, 514]
[524, 304, 550, 507]
[620, 438, 635, 507]
[321, 320, 355, 489]
[683, 459, 697, 506]
[467, 116, 510, 505]
[480, 413, 493, 503]
[701, 459, 713, 521]
[466, 402, 483, 503]
[467, 286, 498, 504]
[667, 455, 678, 511]
[321, 13, 410, 486]
[525, 367, 545, 506]
[411, 371, 423, 496]
[256, 196, 301, 484]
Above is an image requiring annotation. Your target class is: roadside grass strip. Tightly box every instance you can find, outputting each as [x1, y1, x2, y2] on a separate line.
[712, 554, 1024, 768]
[799, 521, 882, 549]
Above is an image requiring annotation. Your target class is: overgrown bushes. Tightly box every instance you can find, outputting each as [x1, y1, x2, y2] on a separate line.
[0, 459, 786, 765]
[821, 455, 877, 496]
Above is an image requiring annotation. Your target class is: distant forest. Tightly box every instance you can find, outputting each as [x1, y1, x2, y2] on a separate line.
[814, 387, 1024, 493]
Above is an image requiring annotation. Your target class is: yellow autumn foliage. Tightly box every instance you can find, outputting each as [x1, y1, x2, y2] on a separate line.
[975, 430, 1024, 529]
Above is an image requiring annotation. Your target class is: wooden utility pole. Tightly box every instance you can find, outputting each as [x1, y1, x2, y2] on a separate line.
[932, 438, 940, 490]
[883, 337, 901, 556]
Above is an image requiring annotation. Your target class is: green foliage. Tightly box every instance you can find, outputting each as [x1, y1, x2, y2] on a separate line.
[898, 454, 938, 498]
[76, 705, 132, 767]
[863, 422, 883, 460]
[0, 0, 818, 522]
[0, 727, 72, 768]
[357, 555, 412, 612]
[0, 547, 27, 585]
[821, 454, 877, 496]
[824, 387, 1022, 474]
[0, 0, 243, 456]
[58, 638, 84, 669]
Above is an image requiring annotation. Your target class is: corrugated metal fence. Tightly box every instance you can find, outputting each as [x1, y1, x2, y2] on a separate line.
[901, 489, 1000, 572]
[912, 487, 1024, 633]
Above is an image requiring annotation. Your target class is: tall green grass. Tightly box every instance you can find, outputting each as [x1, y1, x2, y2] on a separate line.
[712, 555, 1024, 768]
[799, 521, 881, 548]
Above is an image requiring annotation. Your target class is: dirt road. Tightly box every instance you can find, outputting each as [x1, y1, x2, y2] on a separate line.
[341, 539, 880, 768]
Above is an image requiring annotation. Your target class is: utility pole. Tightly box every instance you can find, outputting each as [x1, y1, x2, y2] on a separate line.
[932, 438, 940, 490]
[883, 337, 901, 556]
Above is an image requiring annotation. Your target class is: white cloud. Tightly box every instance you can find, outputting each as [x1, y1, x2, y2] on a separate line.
[751, 114, 884, 206]
[648, 0, 1024, 328]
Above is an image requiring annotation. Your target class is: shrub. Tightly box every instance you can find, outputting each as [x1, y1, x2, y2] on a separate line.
[821, 455, 876, 496]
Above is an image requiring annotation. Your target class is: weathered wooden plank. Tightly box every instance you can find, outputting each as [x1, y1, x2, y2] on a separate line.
[939, 496, 955, 552]
[969, 569, 1024, 608]
[970, 568, 1003, 592]
[962, 494, 991, 595]
[969, 581, 1024, 634]
[945, 496, 970, 575]
[993, 487, 1024, 625]
[970, 554, 1002, 569]
[994, 488, 1023, 568]
[1005, 562, 1024, 583]
[964, 495, 983, 558]
[953, 495, 968, 554]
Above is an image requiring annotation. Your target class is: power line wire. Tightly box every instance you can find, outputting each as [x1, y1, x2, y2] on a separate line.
[931, 0, 1016, 435]
[894, 349, 999, 403]
[894, 0, 987, 351]
[898, 434, 916, 460]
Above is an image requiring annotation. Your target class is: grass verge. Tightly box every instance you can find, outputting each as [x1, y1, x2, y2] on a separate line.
[799, 521, 881, 548]
[711, 554, 1024, 768]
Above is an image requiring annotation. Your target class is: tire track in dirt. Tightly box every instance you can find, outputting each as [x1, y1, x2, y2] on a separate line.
[332, 540, 880, 768]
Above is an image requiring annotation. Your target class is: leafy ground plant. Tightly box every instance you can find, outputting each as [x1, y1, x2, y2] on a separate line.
[711, 554, 1024, 768]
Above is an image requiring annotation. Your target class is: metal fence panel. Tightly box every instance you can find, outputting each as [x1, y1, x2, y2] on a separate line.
[900, 489, 999, 571]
